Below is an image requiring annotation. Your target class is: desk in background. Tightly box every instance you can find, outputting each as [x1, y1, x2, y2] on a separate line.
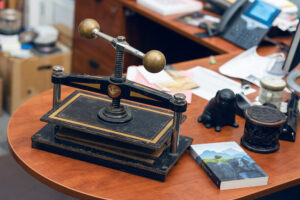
[71, 0, 244, 76]
[8, 52, 300, 200]
[71, 0, 292, 76]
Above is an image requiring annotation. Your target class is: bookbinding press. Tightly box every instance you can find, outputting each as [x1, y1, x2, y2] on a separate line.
[31, 19, 193, 181]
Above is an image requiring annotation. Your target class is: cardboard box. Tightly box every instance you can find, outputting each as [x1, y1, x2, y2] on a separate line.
[0, 50, 71, 114]
[53, 23, 73, 48]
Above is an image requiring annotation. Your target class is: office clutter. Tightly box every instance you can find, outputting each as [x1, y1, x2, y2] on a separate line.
[203, 0, 234, 15]
[176, 11, 220, 34]
[183, 0, 299, 49]
[198, 89, 239, 132]
[263, 0, 299, 32]
[23, 0, 75, 29]
[190, 141, 268, 190]
[0, 15, 72, 114]
[217, 0, 281, 49]
[0, 9, 21, 35]
[137, 0, 203, 16]
[0, 50, 71, 114]
[31, 26, 59, 54]
[0, 1, 74, 114]
[188, 0, 282, 49]
[206, 0, 299, 32]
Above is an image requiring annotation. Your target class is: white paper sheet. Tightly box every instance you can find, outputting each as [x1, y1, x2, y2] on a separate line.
[188, 66, 256, 100]
[219, 46, 283, 86]
[137, 67, 174, 84]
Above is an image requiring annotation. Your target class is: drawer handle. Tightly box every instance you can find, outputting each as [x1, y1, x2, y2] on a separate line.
[89, 60, 100, 68]
[95, 0, 102, 2]
[37, 65, 52, 71]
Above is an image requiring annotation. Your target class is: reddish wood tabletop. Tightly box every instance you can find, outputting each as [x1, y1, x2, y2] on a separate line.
[7, 53, 300, 200]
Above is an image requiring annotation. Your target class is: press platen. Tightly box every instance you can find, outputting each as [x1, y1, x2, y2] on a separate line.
[31, 18, 193, 181]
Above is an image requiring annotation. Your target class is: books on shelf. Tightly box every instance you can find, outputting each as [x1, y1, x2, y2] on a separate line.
[137, 0, 203, 16]
[190, 141, 268, 190]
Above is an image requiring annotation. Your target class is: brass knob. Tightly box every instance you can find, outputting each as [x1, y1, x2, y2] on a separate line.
[78, 18, 100, 39]
[143, 50, 166, 73]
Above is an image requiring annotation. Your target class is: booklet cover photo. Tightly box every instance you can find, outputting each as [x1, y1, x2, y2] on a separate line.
[190, 141, 268, 190]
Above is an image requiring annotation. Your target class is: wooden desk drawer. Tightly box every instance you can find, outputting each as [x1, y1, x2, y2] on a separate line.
[73, 0, 125, 53]
[75, 0, 124, 34]
[73, 0, 127, 75]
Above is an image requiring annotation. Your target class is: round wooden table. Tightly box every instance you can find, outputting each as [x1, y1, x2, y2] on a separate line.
[7, 55, 300, 200]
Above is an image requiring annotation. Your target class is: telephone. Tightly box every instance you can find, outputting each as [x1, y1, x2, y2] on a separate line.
[213, 0, 281, 49]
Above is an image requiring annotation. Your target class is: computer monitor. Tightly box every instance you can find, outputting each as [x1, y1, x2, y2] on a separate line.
[282, 23, 300, 73]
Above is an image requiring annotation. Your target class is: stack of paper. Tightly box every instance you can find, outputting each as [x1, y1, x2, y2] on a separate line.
[263, 0, 299, 31]
[137, 0, 203, 16]
[263, 0, 298, 14]
[127, 66, 198, 103]
[127, 65, 256, 102]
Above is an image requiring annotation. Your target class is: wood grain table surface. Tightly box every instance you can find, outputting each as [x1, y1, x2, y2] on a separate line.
[7, 52, 300, 200]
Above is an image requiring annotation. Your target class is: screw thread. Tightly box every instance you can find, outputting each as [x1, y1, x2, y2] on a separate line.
[114, 48, 124, 79]
[112, 98, 120, 108]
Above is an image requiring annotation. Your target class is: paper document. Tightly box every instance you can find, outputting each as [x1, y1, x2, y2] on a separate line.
[219, 46, 283, 86]
[188, 66, 256, 100]
[156, 69, 199, 92]
[137, 0, 203, 16]
[127, 66, 193, 103]
[137, 67, 174, 84]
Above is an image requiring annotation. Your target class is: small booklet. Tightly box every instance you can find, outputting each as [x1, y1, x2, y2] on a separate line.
[190, 141, 268, 190]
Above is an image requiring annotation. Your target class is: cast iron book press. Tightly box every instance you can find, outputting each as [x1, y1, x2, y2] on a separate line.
[31, 19, 193, 181]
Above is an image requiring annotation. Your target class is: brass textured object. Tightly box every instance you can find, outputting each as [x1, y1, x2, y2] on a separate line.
[31, 18, 193, 181]
[78, 18, 100, 39]
[143, 50, 166, 73]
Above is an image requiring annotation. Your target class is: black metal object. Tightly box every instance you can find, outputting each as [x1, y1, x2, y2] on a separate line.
[235, 93, 252, 118]
[241, 105, 286, 153]
[280, 93, 299, 142]
[198, 89, 239, 132]
[32, 124, 192, 182]
[32, 19, 193, 181]
[32, 90, 193, 181]
[51, 74, 186, 113]
[41, 91, 175, 150]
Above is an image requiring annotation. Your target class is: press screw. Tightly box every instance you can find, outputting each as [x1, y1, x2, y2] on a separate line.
[117, 36, 126, 42]
[52, 66, 64, 76]
[174, 93, 186, 104]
